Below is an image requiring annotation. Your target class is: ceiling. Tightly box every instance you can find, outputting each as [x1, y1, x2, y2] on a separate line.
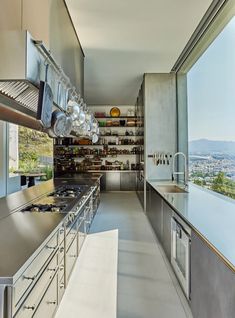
[66, 0, 213, 105]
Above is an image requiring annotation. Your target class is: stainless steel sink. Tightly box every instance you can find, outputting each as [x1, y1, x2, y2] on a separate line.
[157, 185, 188, 193]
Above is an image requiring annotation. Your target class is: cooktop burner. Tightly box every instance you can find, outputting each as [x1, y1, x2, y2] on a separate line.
[21, 203, 67, 213]
[48, 185, 88, 198]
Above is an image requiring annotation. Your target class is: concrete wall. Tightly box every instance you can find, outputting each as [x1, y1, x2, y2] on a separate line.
[144, 73, 177, 180]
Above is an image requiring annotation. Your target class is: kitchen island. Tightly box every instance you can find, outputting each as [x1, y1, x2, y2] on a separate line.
[0, 174, 101, 318]
[147, 180, 235, 318]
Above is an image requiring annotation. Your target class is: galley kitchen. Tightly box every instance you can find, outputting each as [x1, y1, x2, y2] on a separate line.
[0, 1, 235, 318]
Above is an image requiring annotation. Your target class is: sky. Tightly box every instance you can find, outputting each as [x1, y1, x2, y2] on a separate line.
[187, 16, 235, 142]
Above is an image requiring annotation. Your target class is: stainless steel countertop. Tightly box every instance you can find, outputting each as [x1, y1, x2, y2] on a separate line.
[0, 212, 65, 284]
[147, 180, 235, 271]
[0, 176, 100, 284]
[54, 172, 103, 182]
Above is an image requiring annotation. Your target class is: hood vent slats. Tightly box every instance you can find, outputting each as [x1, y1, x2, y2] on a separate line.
[0, 81, 39, 114]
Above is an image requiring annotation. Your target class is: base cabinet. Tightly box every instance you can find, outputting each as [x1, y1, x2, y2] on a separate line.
[33, 274, 58, 318]
[101, 172, 137, 191]
[191, 231, 235, 318]
[146, 185, 173, 259]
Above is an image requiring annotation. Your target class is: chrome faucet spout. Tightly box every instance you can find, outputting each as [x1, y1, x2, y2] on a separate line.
[172, 152, 188, 187]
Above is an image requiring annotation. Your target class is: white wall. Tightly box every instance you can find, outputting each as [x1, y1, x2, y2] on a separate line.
[0, 121, 20, 198]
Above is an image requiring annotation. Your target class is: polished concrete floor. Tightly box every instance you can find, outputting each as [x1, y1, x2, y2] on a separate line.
[56, 192, 193, 318]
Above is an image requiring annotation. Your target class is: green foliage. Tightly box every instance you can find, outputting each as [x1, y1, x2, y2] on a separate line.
[191, 171, 235, 199]
[193, 179, 206, 186]
[19, 160, 39, 173]
[40, 165, 53, 181]
[211, 172, 235, 199]
[18, 126, 53, 174]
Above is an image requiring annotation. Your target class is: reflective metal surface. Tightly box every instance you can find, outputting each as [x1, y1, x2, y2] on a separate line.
[0, 176, 100, 283]
[157, 185, 188, 194]
[0, 212, 63, 284]
[148, 180, 235, 272]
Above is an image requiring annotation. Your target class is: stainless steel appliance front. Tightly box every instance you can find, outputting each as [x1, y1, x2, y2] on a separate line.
[171, 212, 191, 299]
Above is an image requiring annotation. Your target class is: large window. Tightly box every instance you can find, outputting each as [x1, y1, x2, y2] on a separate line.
[188, 17, 235, 200]
[9, 124, 53, 181]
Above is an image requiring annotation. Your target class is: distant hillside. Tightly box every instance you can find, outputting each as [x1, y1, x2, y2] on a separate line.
[189, 139, 235, 155]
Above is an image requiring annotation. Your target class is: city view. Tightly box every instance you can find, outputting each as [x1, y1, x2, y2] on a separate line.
[187, 17, 235, 201]
[189, 139, 235, 199]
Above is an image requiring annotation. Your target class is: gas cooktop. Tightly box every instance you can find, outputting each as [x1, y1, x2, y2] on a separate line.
[48, 185, 88, 198]
[21, 203, 67, 213]
[21, 185, 89, 213]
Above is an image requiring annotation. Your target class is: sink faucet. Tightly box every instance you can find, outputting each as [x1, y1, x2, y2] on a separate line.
[172, 152, 188, 187]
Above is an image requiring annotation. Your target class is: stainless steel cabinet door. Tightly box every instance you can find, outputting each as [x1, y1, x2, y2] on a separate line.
[106, 173, 120, 191]
[146, 185, 163, 242]
[78, 219, 86, 251]
[120, 173, 137, 191]
[191, 231, 235, 318]
[162, 201, 173, 261]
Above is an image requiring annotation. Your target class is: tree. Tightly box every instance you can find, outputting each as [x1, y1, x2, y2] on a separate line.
[211, 172, 227, 195]
[193, 179, 206, 186]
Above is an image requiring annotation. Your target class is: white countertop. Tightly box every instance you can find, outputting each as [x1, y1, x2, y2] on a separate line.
[147, 180, 235, 271]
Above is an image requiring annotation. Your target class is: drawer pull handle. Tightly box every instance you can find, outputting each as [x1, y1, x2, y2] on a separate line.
[60, 283, 64, 289]
[47, 267, 57, 272]
[47, 301, 56, 305]
[46, 246, 57, 250]
[59, 246, 64, 253]
[24, 305, 35, 310]
[70, 254, 77, 258]
[60, 265, 64, 270]
[23, 275, 36, 281]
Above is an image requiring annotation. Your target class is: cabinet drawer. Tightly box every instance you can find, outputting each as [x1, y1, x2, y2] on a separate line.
[66, 236, 77, 284]
[14, 252, 58, 318]
[58, 243, 65, 265]
[66, 220, 78, 251]
[33, 274, 58, 318]
[78, 220, 85, 251]
[58, 226, 65, 245]
[13, 232, 58, 308]
[58, 276, 65, 303]
[58, 260, 65, 283]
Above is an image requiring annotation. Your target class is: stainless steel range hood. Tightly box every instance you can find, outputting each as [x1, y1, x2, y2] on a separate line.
[0, 30, 74, 131]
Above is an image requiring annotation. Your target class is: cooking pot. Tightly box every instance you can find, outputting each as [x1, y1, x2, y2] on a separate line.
[47, 110, 67, 138]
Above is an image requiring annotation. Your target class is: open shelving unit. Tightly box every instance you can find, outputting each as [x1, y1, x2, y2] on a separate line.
[53, 105, 144, 191]
[54, 106, 143, 172]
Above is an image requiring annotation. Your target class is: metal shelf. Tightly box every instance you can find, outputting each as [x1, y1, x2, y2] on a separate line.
[54, 144, 142, 147]
[54, 154, 139, 158]
[100, 134, 143, 137]
[87, 170, 138, 173]
[99, 126, 137, 128]
[96, 116, 137, 119]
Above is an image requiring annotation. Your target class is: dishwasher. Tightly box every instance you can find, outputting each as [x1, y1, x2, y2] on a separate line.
[171, 212, 191, 299]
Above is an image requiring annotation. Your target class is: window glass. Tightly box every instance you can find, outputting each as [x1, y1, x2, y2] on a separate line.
[9, 123, 19, 175]
[9, 125, 53, 182]
[188, 17, 235, 199]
